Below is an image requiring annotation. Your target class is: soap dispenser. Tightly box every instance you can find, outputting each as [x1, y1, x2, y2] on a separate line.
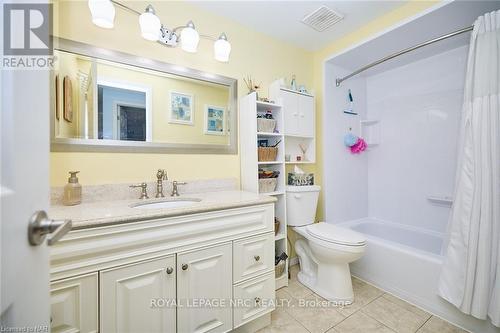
[63, 171, 82, 206]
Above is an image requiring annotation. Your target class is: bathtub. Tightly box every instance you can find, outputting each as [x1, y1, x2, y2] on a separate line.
[338, 218, 500, 333]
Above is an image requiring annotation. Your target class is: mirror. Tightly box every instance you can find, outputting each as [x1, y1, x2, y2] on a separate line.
[51, 38, 237, 154]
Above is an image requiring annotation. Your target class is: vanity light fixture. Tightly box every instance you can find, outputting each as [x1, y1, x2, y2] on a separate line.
[214, 33, 231, 63]
[88, 0, 232, 62]
[139, 5, 161, 41]
[88, 0, 115, 29]
[180, 21, 200, 53]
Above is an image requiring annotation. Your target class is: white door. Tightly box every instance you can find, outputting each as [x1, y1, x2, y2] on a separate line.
[298, 95, 314, 137]
[100, 256, 177, 333]
[177, 243, 232, 333]
[1, 36, 51, 329]
[282, 91, 299, 135]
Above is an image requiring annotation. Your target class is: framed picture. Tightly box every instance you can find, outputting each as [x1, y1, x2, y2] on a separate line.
[204, 105, 226, 135]
[55, 75, 60, 121]
[63, 75, 73, 123]
[169, 91, 194, 125]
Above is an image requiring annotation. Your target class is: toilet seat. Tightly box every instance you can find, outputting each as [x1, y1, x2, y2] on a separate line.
[306, 223, 366, 247]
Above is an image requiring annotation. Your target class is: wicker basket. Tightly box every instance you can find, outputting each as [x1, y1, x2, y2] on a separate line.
[275, 261, 286, 278]
[258, 178, 277, 193]
[258, 147, 278, 162]
[257, 118, 277, 133]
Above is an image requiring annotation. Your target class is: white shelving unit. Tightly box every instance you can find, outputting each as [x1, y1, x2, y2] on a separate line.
[240, 82, 316, 290]
[240, 92, 288, 289]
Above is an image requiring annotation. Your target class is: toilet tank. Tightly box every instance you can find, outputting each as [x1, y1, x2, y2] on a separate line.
[286, 185, 321, 226]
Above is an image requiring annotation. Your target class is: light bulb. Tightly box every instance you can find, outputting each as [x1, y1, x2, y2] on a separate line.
[88, 0, 115, 29]
[139, 5, 161, 41]
[181, 21, 199, 53]
[214, 33, 231, 62]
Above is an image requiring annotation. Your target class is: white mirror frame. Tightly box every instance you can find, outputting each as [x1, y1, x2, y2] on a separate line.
[50, 37, 238, 154]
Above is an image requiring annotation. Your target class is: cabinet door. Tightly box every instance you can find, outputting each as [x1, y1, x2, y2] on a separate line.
[100, 256, 176, 333]
[282, 91, 299, 135]
[50, 273, 98, 333]
[233, 272, 275, 328]
[233, 233, 274, 283]
[298, 95, 314, 137]
[177, 243, 232, 333]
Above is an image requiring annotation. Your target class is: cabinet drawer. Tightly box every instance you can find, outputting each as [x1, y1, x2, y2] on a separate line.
[233, 233, 274, 283]
[233, 272, 275, 328]
[50, 273, 98, 333]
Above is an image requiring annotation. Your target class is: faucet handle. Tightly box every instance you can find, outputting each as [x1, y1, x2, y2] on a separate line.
[171, 181, 187, 197]
[130, 182, 149, 199]
[157, 169, 168, 180]
[130, 182, 147, 189]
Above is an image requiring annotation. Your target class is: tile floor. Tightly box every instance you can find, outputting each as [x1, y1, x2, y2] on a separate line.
[258, 265, 468, 333]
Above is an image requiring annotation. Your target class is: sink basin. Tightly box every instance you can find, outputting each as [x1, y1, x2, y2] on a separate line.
[131, 198, 201, 210]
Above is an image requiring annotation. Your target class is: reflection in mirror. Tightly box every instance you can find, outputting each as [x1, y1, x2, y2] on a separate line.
[52, 45, 235, 152]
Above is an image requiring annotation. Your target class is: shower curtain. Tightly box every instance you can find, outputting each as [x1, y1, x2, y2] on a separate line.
[438, 10, 500, 327]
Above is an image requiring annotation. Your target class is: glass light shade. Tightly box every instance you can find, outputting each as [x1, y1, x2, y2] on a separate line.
[214, 38, 231, 62]
[181, 26, 200, 53]
[139, 11, 161, 41]
[88, 0, 115, 29]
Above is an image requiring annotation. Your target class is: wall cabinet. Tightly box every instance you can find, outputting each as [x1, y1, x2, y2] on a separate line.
[281, 90, 315, 138]
[50, 204, 275, 333]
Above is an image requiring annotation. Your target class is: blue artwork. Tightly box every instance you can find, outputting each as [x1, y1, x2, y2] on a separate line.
[205, 105, 225, 135]
[170, 92, 193, 125]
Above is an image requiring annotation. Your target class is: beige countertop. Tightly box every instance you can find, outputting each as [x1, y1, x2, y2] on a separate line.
[50, 190, 277, 230]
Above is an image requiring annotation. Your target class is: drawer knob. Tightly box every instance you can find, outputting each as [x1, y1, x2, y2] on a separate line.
[182, 264, 189, 271]
[255, 297, 261, 305]
[166, 267, 173, 274]
[254, 255, 260, 262]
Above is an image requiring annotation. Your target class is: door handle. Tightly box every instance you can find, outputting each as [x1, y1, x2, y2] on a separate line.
[28, 211, 72, 246]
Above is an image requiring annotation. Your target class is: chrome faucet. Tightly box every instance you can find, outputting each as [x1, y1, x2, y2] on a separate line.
[130, 182, 149, 199]
[171, 181, 187, 197]
[155, 169, 168, 198]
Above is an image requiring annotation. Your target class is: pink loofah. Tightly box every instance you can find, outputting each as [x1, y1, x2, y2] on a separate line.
[350, 137, 367, 154]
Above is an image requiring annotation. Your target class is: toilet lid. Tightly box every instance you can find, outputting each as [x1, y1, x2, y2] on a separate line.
[306, 223, 366, 246]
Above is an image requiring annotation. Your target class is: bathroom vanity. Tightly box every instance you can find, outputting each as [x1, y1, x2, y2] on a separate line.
[49, 191, 276, 333]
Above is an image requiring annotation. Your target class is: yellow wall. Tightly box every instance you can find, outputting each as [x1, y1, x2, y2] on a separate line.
[51, 0, 314, 186]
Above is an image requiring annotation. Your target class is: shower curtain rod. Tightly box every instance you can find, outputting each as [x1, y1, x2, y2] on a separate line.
[335, 25, 473, 87]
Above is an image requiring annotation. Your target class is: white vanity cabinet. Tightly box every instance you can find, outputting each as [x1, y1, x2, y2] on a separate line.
[50, 203, 276, 333]
[281, 90, 315, 138]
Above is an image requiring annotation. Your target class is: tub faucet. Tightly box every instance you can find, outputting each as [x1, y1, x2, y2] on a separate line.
[156, 169, 168, 198]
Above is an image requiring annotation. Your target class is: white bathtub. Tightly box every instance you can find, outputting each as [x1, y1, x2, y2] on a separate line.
[338, 218, 500, 333]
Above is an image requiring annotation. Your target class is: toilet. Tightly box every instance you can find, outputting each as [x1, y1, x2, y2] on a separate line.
[286, 185, 366, 304]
